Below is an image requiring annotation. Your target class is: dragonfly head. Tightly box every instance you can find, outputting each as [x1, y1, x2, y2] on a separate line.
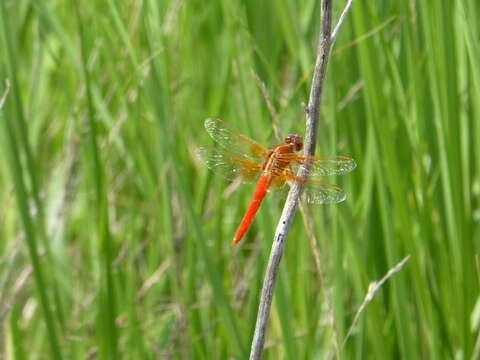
[284, 134, 303, 151]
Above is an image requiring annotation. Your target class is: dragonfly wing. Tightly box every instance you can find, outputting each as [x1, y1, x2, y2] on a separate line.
[302, 181, 347, 204]
[204, 118, 268, 159]
[308, 156, 356, 176]
[281, 171, 347, 204]
[196, 146, 262, 183]
[277, 154, 356, 177]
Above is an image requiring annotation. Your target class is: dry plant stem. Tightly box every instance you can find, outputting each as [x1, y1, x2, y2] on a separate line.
[256, 60, 342, 358]
[331, 0, 355, 44]
[254, 32, 345, 359]
[341, 255, 411, 349]
[248, 1, 333, 359]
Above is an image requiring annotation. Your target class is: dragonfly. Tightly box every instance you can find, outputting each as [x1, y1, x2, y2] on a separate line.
[197, 118, 356, 246]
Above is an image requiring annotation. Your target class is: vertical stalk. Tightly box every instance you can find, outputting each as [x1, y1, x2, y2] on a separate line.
[248, 1, 334, 359]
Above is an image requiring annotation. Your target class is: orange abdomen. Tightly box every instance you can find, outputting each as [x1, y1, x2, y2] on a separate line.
[231, 175, 270, 246]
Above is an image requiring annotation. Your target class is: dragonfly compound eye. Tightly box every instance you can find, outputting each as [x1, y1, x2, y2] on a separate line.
[293, 135, 303, 151]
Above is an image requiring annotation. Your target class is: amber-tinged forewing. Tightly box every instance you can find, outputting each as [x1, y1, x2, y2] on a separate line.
[196, 146, 262, 183]
[276, 153, 356, 177]
[204, 118, 268, 160]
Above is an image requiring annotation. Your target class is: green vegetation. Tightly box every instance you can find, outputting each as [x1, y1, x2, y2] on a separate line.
[0, 0, 479, 359]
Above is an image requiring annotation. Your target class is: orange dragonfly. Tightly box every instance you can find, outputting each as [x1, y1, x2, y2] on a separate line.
[197, 118, 356, 246]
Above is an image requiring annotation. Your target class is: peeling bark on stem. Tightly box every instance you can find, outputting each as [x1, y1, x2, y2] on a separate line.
[248, 1, 334, 359]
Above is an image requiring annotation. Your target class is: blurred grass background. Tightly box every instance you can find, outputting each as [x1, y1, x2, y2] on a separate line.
[0, 0, 479, 359]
